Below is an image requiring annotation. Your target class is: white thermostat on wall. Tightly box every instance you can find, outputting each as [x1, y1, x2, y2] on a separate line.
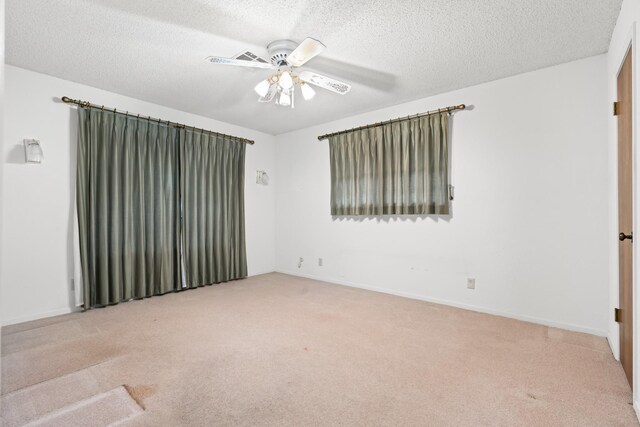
[256, 170, 269, 186]
[24, 139, 44, 164]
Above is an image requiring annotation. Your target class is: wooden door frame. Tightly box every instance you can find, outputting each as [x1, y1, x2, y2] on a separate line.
[612, 22, 638, 405]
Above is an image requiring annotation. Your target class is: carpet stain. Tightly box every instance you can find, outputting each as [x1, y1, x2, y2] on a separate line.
[123, 384, 157, 410]
[527, 393, 537, 400]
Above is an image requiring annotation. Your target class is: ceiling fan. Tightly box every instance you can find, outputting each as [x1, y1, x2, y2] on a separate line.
[206, 38, 351, 108]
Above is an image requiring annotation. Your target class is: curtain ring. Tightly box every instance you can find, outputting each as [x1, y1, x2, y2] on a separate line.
[101, 105, 104, 111]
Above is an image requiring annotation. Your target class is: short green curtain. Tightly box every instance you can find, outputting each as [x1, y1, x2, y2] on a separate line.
[328, 112, 450, 215]
[180, 129, 247, 287]
[76, 108, 182, 308]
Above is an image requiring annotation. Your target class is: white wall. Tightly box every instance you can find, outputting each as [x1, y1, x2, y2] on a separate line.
[275, 55, 609, 336]
[607, 0, 640, 411]
[1, 65, 277, 325]
[0, 54, 612, 338]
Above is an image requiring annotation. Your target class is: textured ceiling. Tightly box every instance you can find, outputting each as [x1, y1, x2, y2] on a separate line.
[6, 0, 622, 135]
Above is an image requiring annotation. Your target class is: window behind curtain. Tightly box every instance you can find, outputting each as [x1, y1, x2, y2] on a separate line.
[76, 108, 247, 309]
[328, 112, 450, 216]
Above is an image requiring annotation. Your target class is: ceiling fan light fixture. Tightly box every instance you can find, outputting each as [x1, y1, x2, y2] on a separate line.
[279, 71, 293, 89]
[277, 90, 291, 107]
[207, 38, 352, 110]
[254, 79, 270, 97]
[300, 82, 315, 100]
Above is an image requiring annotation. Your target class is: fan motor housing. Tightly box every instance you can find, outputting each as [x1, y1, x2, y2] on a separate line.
[267, 39, 298, 66]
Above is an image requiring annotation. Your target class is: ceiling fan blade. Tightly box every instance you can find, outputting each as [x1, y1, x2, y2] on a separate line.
[258, 84, 278, 103]
[309, 57, 397, 91]
[298, 71, 351, 95]
[287, 38, 326, 67]
[205, 56, 274, 69]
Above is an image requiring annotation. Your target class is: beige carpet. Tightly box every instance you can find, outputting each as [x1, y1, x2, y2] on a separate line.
[1, 273, 637, 426]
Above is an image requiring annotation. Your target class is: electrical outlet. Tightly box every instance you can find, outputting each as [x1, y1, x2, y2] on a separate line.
[467, 278, 476, 290]
[318, 258, 323, 266]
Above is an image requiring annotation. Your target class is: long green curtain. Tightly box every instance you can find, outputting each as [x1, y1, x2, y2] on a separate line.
[328, 112, 449, 215]
[76, 109, 247, 309]
[76, 108, 182, 307]
[180, 129, 247, 287]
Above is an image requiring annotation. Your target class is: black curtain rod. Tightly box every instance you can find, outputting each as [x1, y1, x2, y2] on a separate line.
[61, 96, 255, 145]
[317, 103, 466, 141]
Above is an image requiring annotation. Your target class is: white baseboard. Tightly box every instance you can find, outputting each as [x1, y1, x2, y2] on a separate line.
[276, 270, 608, 337]
[1, 306, 79, 327]
[2, 270, 606, 338]
[1, 273, 275, 328]
[248, 269, 276, 277]
[607, 330, 620, 361]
